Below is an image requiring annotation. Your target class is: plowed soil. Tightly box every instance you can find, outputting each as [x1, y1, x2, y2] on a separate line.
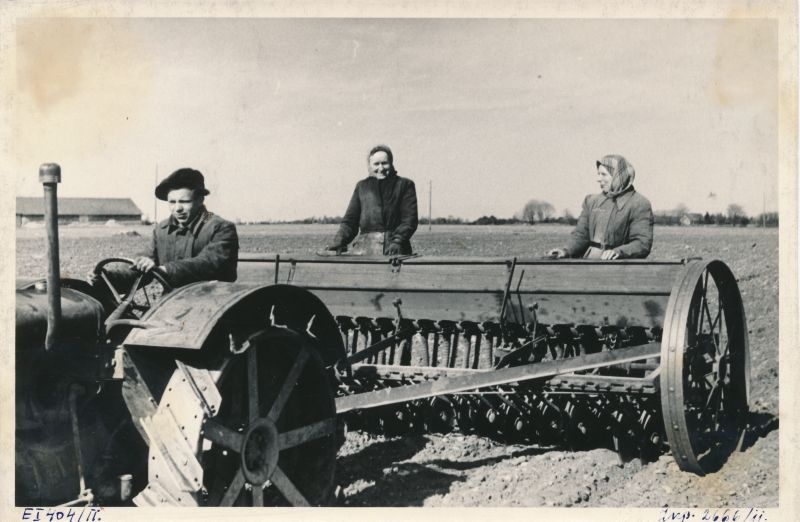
[15, 223, 779, 507]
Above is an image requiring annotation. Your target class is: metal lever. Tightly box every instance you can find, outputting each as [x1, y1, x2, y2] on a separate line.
[390, 253, 419, 272]
[498, 257, 517, 333]
[393, 298, 404, 323]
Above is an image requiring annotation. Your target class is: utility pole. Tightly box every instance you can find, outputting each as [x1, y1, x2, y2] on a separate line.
[428, 180, 432, 231]
[153, 164, 158, 224]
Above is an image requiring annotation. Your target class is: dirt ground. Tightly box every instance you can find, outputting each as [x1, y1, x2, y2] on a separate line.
[335, 429, 778, 507]
[15, 223, 780, 508]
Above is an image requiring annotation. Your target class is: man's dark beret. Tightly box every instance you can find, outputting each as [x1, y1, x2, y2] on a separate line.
[155, 168, 210, 201]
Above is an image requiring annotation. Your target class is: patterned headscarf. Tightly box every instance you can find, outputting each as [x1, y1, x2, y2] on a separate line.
[596, 154, 635, 199]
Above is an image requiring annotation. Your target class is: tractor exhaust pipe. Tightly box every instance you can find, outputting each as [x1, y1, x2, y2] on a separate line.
[40, 163, 62, 351]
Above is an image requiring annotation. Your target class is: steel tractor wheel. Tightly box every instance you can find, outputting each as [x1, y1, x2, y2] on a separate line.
[660, 260, 750, 475]
[134, 326, 338, 506]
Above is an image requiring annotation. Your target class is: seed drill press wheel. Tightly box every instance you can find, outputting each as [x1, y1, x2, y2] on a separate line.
[134, 327, 337, 506]
[660, 260, 750, 475]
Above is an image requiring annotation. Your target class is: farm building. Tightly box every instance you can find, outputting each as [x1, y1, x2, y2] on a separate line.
[679, 212, 705, 226]
[16, 197, 143, 226]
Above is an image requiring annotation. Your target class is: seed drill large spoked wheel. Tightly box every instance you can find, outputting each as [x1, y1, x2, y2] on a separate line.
[135, 327, 337, 506]
[660, 260, 750, 475]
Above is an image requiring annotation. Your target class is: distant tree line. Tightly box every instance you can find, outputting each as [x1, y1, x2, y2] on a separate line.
[420, 214, 577, 225]
[510, 199, 778, 228]
[419, 216, 468, 225]
[756, 212, 780, 226]
[241, 215, 344, 225]
[471, 215, 522, 225]
[237, 201, 777, 227]
[653, 203, 778, 227]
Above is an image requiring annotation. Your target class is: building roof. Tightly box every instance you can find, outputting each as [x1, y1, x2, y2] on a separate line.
[16, 197, 142, 216]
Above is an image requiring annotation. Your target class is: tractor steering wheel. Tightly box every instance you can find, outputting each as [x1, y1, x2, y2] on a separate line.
[93, 257, 173, 321]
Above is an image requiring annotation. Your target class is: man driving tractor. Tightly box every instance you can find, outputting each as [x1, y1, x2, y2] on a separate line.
[88, 167, 238, 288]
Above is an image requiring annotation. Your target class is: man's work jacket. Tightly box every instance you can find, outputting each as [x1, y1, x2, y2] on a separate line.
[142, 207, 239, 287]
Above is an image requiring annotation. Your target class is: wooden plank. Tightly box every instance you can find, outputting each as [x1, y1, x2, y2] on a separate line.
[298, 288, 669, 328]
[513, 262, 679, 294]
[238, 256, 682, 295]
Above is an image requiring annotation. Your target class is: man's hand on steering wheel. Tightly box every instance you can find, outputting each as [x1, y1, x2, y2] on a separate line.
[90, 258, 173, 327]
[133, 256, 157, 273]
[87, 256, 161, 286]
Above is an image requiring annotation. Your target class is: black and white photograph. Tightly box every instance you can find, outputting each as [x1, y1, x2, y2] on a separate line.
[2, 1, 797, 520]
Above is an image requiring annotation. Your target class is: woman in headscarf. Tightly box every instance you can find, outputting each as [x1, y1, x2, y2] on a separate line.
[326, 145, 419, 256]
[547, 154, 654, 259]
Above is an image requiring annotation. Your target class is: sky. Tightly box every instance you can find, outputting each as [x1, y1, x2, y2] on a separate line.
[12, 17, 778, 222]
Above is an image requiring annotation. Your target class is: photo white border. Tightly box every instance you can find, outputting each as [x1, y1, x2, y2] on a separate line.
[1, 1, 796, 521]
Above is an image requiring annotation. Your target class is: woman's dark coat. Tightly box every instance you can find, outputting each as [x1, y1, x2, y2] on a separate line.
[332, 174, 418, 255]
[565, 189, 654, 259]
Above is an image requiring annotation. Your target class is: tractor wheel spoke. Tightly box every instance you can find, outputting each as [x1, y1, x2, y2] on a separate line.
[252, 485, 264, 507]
[202, 419, 243, 453]
[271, 465, 311, 507]
[267, 349, 310, 422]
[219, 468, 246, 507]
[248, 345, 260, 421]
[278, 418, 336, 450]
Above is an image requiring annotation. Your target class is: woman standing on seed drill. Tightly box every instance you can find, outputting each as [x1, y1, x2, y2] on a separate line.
[326, 144, 419, 256]
[548, 154, 654, 260]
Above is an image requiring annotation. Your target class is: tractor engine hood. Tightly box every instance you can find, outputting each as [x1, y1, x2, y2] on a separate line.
[16, 279, 105, 352]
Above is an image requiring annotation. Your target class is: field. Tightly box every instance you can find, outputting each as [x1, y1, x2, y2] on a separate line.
[15, 223, 779, 507]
